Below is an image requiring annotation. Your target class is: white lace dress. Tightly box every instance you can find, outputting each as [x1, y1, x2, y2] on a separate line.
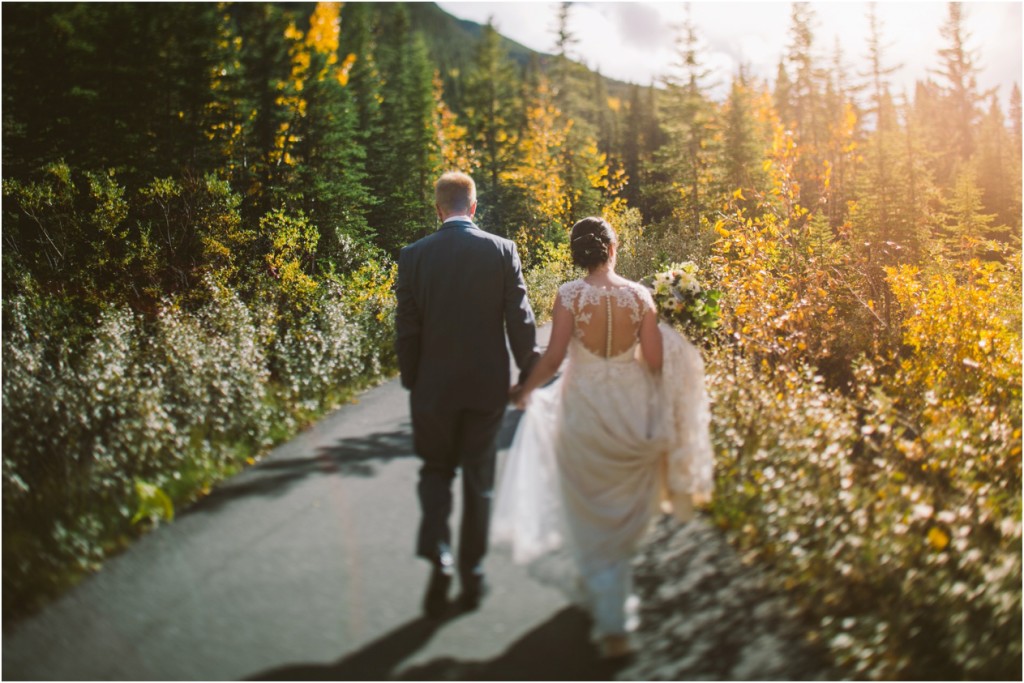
[492, 279, 714, 637]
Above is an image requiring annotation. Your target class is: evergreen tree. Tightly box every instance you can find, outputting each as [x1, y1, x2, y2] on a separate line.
[283, 3, 372, 265]
[821, 39, 860, 228]
[619, 83, 666, 221]
[229, 3, 298, 220]
[933, 2, 987, 171]
[782, 2, 826, 217]
[549, 1, 603, 223]
[2, 4, 225, 182]
[649, 5, 718, 236]
[1011, 83, 1023, 154]
[365, 4, 438, 254]
[773, 59, 794, 129]
[719, 68, 771, 212]
[462, 21, 522, 234]
[938, 165, 1009, 260]
[1010, 83, 1023, 228]
[975, 94, 1020, 233]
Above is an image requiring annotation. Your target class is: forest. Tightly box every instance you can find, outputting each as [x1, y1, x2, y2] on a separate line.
[2, 2, 1020, 678]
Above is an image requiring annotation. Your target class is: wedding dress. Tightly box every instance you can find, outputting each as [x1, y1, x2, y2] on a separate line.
[492, 279, 714, 638]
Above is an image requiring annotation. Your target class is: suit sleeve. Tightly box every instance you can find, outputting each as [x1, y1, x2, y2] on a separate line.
[395, 247, 421, 390]
[503, 242, 540, 385]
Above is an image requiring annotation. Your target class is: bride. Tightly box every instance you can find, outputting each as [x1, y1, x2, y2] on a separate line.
[492, 216, 714, 659]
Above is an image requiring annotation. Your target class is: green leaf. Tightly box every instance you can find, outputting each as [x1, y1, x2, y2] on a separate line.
[132, 479, 174, 525]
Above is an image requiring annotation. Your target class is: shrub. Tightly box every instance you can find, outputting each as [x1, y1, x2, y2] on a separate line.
[703, 294, 1021, 680]
[1, 259, 398, 620]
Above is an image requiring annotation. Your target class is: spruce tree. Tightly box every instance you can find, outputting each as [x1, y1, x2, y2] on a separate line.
[719, 68, 770, 212]
[365, 4, 438, 254]
[649, 5, 718, 237]
[549, 1, 603, 224]
[230, 3, 298, 220]
[938, 165, 1008, 261]
[284, 3, 372, 267]
[975, 95, 1020, 233]
[462, 21, 521, 234]
[934, 2, 987, 171]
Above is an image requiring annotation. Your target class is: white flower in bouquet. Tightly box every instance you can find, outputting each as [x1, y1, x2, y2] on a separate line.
[653, 271, 673, 295]
[677, 271, 701, 294]
[642, 261, 722, 338]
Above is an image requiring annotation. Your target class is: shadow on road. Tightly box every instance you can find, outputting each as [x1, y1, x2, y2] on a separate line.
[397, 607, 623, 681]
[246, 607, 618, 682]
[186, 405, 526, 517]
[185, 424, 415, 516]
[246, 616, 442, 681]
[314, 424, 416, 475]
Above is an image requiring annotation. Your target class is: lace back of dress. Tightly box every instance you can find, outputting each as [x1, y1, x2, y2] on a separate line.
[571, 284, 644, 358]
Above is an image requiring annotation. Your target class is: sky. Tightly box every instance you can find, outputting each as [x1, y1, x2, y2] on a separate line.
[436, 1, 1022, 105]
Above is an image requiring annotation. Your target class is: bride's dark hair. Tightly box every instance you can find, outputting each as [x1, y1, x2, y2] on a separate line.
[570, 217, 617, 270]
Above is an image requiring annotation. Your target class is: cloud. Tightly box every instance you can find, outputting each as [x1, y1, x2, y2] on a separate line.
[602, 2, 674, 51]
[437, 2, 1020, 101]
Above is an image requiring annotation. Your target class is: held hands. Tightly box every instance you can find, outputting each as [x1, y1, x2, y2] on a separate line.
[508, 384, 532, 410]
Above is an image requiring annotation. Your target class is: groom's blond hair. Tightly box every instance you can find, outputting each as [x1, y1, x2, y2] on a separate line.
[435, 172, 476, 215]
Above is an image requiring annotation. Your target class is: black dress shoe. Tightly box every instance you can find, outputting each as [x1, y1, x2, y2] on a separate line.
[457, 574, 488, 611]
[423, 566, 453, 619]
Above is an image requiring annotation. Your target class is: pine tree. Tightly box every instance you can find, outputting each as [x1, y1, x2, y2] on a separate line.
[1010, 83, 1023, 228]
[773, 60, 794, 128]
[622, 85, 647, 214]
[719, 68, 771, 212]
[364, 4, 438, 254]
[938, 165, 1009, 261]
[229, 3, 298, 219]
[975, 94, 1019, 233]
[649, 5, 718, 237]
[849, 2, 902, 268]
[933, 2, 987, 171]
[462, 20, 521, 234]
[821, 39, 860, 228]
[282, 3, 372, 266]
[1011, 83, 1023, 154]
[549, 1, 603, 223]
[2, 4, 225, 182]
[783, 2, 826, 217]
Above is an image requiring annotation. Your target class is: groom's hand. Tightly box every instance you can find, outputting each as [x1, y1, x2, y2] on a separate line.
[509, 384, 531, 410]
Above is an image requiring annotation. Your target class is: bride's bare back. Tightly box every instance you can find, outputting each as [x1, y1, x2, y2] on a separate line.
[557, 279, 654, 358]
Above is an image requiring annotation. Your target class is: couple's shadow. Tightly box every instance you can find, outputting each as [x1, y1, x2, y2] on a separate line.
[247, 606, 622, 681]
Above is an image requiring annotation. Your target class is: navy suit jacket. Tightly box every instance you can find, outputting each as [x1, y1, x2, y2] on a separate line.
[395, 219, 539, 412]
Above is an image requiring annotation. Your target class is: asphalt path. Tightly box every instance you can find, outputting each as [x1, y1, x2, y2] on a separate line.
[3, 325, 630, 681]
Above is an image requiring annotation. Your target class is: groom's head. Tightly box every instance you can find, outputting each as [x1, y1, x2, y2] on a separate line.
[435, 172, 477, 221]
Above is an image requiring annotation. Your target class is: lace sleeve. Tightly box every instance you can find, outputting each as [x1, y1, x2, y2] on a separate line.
[554, 282, 575, 317]
[557, 281, 583, 317]
[634, 282, 657, 316]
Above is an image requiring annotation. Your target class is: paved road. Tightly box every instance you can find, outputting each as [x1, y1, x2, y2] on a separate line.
[4, 327, 628, 681]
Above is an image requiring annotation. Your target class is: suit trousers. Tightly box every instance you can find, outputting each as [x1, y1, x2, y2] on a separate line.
[412, 403, 504, 578]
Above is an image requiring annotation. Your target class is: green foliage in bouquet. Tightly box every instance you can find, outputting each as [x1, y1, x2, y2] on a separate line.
[642, 262, 722, 341]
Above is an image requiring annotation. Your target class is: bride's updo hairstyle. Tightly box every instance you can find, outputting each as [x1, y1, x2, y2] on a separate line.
[570, 217, 617, 270]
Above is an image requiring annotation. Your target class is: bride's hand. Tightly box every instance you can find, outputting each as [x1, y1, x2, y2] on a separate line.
[515, 388, 532, 411]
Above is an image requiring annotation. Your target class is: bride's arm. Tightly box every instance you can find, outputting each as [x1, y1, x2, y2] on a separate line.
[638, 307, 663, 372]
[514, 294, 573, 409]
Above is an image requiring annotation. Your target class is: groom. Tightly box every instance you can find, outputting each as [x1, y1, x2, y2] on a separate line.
[396, 171, 539, 618]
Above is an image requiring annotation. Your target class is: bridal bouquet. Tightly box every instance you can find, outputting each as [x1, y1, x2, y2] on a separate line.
[642, 262, 721, 339]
